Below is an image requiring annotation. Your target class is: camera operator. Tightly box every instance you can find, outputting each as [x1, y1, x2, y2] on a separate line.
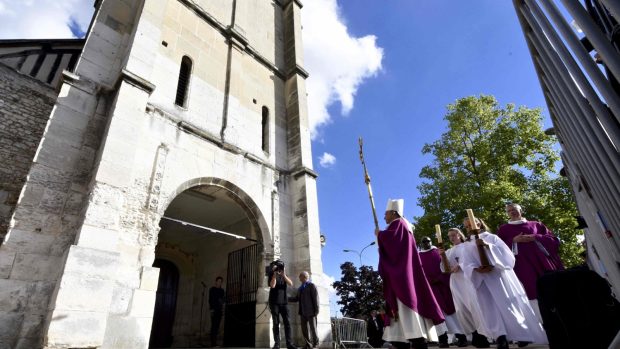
[268, 260, 297, 349]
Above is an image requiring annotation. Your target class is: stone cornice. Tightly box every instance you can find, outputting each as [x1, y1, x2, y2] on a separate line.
[280, 0, 303, 9]
[288, 64, 309, 79]
[292, 166, 318, 179]
[226, 25, 249, 49]
[61, 70, 100, 95]
[120, 69, 156, 95]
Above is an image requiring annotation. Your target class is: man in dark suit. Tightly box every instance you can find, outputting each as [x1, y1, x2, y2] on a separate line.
[209, 276, 225, 347]
[297, 271, 319, 349]
[367, 309, 384, 348]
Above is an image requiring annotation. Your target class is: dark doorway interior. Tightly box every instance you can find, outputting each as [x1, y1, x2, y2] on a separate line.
[149, 259, 180, 348]
[224, 244, 259, 347]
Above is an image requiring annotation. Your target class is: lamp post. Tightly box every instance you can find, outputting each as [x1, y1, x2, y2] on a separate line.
[343, 241, 376, 266]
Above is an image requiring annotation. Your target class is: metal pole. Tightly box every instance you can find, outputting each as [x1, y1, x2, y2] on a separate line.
[598, 0, 620, 24]
[561, 0, 620, 83]
[543, 79, 620, 240]
[523, 0, 620, 148]
[520, 4, 620, 234]
[343, 249, 362, 267]
[360, 241, 376, 266]
[540, 71, 620, 235]
[537, 0, 620, 123]
[161, 216, 259, 242]
[522, 9, 620, 188]
[528, 24, 620, 220]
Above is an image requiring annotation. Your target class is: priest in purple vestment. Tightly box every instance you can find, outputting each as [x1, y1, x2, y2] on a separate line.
[375, 199, 445, 349]
[419, 237, 467, 347]
[496, 203, 564, 321]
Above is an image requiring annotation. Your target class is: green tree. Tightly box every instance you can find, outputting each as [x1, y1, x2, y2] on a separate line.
[332, 262, 383, 318]
[415, 95, 582, 266]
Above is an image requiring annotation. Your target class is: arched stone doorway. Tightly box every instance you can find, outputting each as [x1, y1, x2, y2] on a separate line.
[150, 181, 268, 348]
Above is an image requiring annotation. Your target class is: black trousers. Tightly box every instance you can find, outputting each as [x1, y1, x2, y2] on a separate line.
[270, 303, 293, 347]
[210, 309, 223, 346]
[300, 315, 319, 349]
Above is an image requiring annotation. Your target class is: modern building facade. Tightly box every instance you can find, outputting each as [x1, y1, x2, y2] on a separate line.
[0, 0, 331, 348]
[513, 0, 620, 296]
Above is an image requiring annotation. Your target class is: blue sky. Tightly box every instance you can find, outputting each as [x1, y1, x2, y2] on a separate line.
[0, 1, 562, 315]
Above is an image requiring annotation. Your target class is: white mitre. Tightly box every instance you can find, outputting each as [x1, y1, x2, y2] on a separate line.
[385, 198, 404, 217]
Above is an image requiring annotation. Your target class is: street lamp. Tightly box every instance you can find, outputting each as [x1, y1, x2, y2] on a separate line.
[343, 241, 376, 266]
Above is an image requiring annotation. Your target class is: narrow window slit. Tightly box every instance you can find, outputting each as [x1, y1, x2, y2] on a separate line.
[175, 56, 192, 107]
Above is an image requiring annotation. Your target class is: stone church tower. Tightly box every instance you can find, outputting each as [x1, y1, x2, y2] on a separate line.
[0, 0, 330, 347]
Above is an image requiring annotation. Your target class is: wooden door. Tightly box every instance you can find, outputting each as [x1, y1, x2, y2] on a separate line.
[149, 259, 179, 348]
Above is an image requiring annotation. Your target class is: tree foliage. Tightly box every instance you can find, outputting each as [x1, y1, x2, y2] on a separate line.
[415, 95, 583, 267]
[332, 262, 383, 318]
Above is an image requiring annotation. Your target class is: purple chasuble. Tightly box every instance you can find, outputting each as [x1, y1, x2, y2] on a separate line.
[419, 248, 456, 315]
[497, 220, 564, 299]
[378, 217, 445, 325]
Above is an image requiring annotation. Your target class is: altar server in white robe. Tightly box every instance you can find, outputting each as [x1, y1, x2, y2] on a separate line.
[461, 217, 547, 349]
[441, 228, 491, 348]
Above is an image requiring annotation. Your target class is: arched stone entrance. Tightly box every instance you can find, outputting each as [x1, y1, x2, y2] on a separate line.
[150, 179, 270, 348]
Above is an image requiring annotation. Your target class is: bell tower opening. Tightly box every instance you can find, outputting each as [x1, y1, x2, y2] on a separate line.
[150, 184, 263, 347]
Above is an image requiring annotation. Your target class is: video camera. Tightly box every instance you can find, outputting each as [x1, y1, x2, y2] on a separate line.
[265, 259, 285, 276]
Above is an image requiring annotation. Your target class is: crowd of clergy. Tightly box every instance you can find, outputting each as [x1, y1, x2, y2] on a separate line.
[374, 200, 563, 349]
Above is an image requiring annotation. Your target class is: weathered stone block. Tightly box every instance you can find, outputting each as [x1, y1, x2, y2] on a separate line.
[51, 273, 114, 312]
[23, 281, 55, 316]
[61, 245, 120, 280]
[62, 191, 86, 216]
[102, 315, 152, 349]
[128, 289, 156, 318]
[10, 253, 62, 281]
[0, 279, 32, 312]
[75, 224, 119, 252]
[18, 313, 45, 338]
[109, 286, 132, 315]
[39, 188, 68, 215]
[139, 266, 160, 291]
[15, 183, 45, 207]
[15, 337, 43, 349]
[45, 310, 107, 348]
[0, 311, 24, 338]
[4, 229, 59, 256]
[113, 266, 141, 290]
[0, 251, 15, 279]
[84, 201, 121, 230]
[56, 83, 98, 115]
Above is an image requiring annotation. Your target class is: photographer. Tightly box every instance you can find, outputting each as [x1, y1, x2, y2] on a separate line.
[268, 260, 296, 349]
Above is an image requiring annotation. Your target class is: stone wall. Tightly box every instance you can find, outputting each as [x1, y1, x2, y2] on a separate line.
[0, 63, 57, 240]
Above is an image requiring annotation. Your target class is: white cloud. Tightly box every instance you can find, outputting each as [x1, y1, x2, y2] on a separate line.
[302, 0, 383, 139]
[0, 0, 93, 39]
[319, 152, 337, 168]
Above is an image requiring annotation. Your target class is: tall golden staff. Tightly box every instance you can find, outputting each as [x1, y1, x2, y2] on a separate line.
[435, 224, 452, 274]
[359, 137, 379, 230]
[466, 209, 492, 270]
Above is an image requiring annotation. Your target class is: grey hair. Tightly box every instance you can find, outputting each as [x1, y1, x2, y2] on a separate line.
[506, 203, 523, 212]
[300, 271, 310, 278]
